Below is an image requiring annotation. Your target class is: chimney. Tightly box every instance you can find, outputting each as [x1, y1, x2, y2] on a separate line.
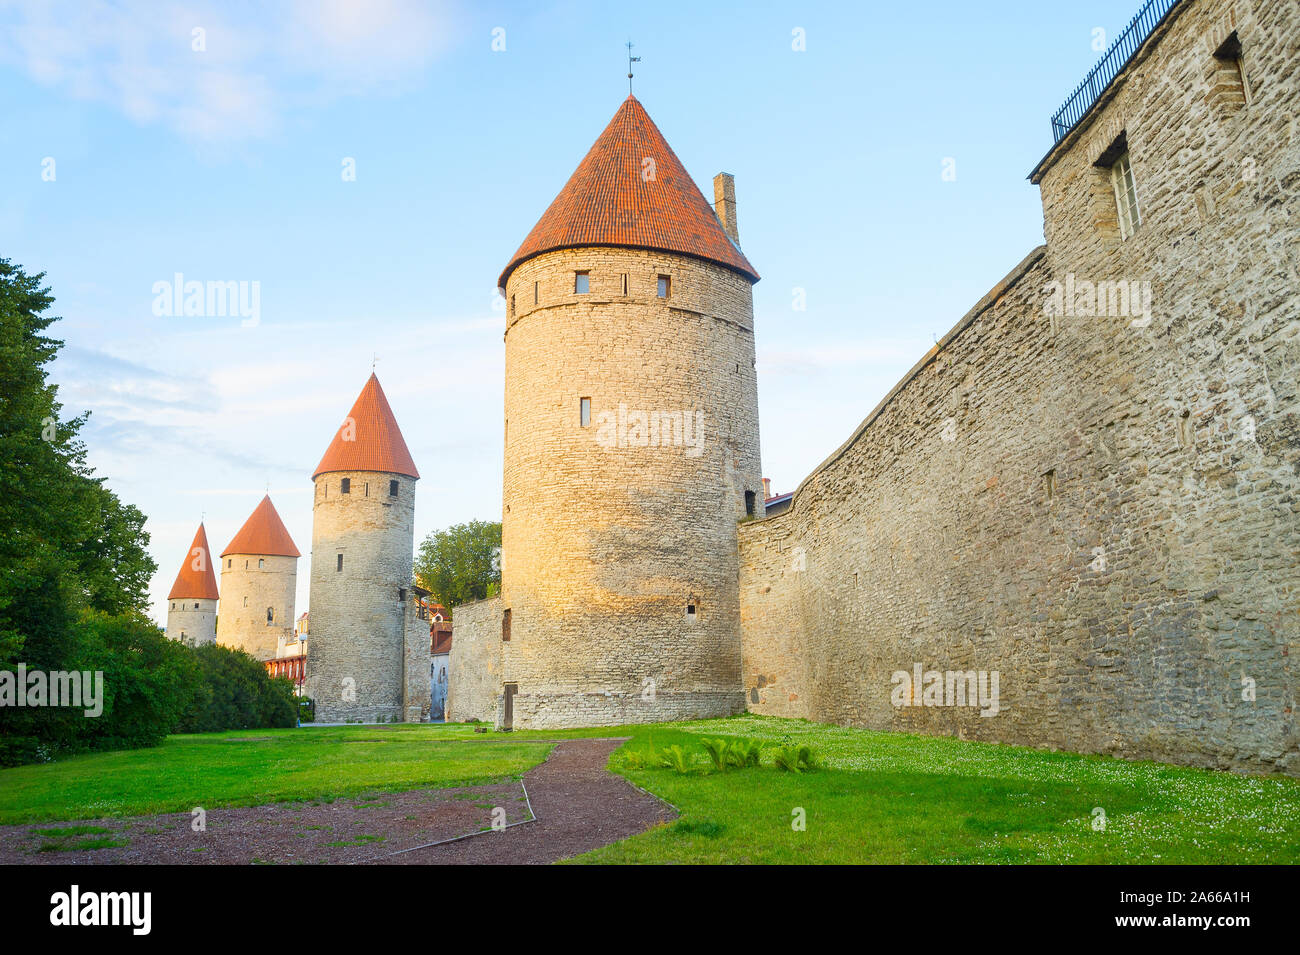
[762, 477, 772, 500]
[713, 172, 739, 244]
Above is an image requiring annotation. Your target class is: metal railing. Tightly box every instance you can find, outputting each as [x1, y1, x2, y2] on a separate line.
[1050, 0, 1184, 142]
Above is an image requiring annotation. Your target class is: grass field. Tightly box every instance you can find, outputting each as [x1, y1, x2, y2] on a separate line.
[1, 716, 1296, 863]
[0, 724, 549, 824]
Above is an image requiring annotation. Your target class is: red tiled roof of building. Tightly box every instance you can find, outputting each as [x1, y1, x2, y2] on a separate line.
[221, 495, 301, 558]
[313, 373, 419, 480]
[168, 522, 220, 600]
[432, 631, 453, 655]
[498, 95, 759, 289]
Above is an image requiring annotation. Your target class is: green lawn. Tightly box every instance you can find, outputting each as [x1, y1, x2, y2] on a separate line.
[0, 724, 550, 824]
[553, 716, 1300, 864]
[2, 716, 1296, 863]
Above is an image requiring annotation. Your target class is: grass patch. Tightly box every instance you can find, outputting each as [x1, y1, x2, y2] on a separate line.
[555, 715, 1300, 864]
[0, 724, 552, 824]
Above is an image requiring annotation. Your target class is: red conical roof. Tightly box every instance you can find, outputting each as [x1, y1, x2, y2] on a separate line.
[313, 374, 420, 480]
[221, 495, 300, 558]
[168, 522, 220, 600]
[498, 95, 759, 289]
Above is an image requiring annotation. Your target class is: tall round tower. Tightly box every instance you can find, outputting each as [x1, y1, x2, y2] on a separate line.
[216, 495, 299, 662]
[304, 374, 423, 724]
[496, 95, 763, 728]
[165, 522, 219, 647]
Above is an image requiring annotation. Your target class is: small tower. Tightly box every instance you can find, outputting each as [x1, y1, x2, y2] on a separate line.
[304, 374, 428, 723]
[216, 496, 300, 662]
[166, 522, 219, 647]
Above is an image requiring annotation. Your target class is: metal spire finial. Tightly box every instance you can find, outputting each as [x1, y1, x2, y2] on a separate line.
[626, 40, 640, 95]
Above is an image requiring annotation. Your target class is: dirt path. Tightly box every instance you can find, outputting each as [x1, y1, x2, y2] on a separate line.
[0, 738, 673, 865]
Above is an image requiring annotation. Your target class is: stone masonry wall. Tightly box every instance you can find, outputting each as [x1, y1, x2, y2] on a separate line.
[166, 598, 217, 648]
[741, 0, 1299, 774]
[498, 247, 760, 728]
[305, 469, 418, 723]
[445, 595, 502, 724]
[216, 555, 296, 662]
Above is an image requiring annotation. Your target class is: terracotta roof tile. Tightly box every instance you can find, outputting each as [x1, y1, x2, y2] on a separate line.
[221, 495, 300, 558]
[168, 522, 220, 600]
[499, 95, 759, 289]
[313, 374, 419, 480]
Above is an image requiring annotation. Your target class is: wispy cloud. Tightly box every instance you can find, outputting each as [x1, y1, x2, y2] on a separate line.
[0, 0, 458, 144]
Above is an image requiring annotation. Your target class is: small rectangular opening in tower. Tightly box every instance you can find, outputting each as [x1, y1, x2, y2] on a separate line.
[580, 397, 591, 427]
[686, 602, 698, 621]
[1214, 31, 1251, 106]
[744, 490, 756, 516]
[1043, 469, 1056, 502]
[574, 271, 589, 294]
[336, 553, 343, 572]
[657, 275, 671, 298]
[389, 479, 399, 496]
[398, 588, 406, 602]
[502, 608, 512, 642]
[621, 273, 628, 295]
[534, 281, 538, 304]
[341, 477, 351, 494]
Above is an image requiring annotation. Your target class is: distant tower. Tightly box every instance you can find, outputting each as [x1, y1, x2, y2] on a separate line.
[216, 496, 299, 661]
[495, 95, 763, 728]
[166, 522, 219, 647]
[304, 374, 428, 723]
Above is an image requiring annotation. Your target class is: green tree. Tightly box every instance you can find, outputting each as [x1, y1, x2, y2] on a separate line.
[414, 520, 502, 611]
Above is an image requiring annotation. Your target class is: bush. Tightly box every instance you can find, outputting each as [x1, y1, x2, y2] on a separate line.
[176, 644, 297, 734]
[773, 743, 821, 773]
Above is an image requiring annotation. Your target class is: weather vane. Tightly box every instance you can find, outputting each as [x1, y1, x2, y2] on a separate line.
[626, 40, 640, 95]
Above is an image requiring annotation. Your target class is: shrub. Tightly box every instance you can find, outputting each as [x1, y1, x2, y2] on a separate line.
[657, 745, 695, 774]
[773, 743, 821, 773]
[726, 738, 764, 769]
[175, 644, 297, 734]
[700, 737, 731, 771]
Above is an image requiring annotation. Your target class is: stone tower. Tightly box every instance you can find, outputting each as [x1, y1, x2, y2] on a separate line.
[166, 522, 219, 647]
[495, 94, 763, 728]
[216, 495, 299, 662]
[304, 374, 429, 724]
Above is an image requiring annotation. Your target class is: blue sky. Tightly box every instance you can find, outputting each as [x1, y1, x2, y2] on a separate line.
[0, 0, 1147, 624]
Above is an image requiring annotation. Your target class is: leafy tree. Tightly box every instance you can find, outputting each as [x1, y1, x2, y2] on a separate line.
[177, 644, 297, 735]
[414, 520, 502, 611]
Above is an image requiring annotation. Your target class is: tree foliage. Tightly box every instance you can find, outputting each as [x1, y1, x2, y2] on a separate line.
[414, 520, 502, 611]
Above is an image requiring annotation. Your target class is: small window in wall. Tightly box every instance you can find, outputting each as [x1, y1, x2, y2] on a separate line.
[194, 602, 199, 610]
[1214, 32, 1251, 107]
[580, 397, 592, 427]
[744, 490, 756, 516]
[398, 588, 406, 602]
[686, 602, 698, 620]
[502, 608, 512, 641]
[258, 558, 265, 568]
[1109, 151, 1140, 240]
[1043, 468, 1056, 502]
[574, 271, 589, 294]
[389, 479, 399, 497]
[266, 607, 274, 624]
[621, 273, 628, 295]
[341, 477, 351, 494]
[170, 602, 175, 610]
[227, 559, 231, 568]
[533, 281, 539, 304]
[336, 553, 344, 572]
[510, 294, 515, 317]
[657, 275, 671, 298]
[243, 596, 249, 607]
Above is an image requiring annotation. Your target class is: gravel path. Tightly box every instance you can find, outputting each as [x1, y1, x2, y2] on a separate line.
[0, 738, 673, 865]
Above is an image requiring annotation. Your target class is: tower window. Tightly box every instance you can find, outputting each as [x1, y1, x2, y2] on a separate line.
[510, 294, 515, 316]
[194, 602, 199, 609]
[266, 607, 274, 624]
[744, 490, 756, 516]
[686, 602, 698, 620]
[341, 477, 351, 494]
[398, 588, 406, 602]
[621, 273, 628, 295]
[170, 602, 175, 610]
[580, 397, 591, 427]
[227, 559, 231, 568]
[1109, 150, 1140, 240]
[243, 596, 249, 607]
[574, 271, 589, 294]
[534, 281, 539, 304]
[502, 608, 512, 642]
[657, 275, 671, 298]
[389, 479, 399, 497]
[1213, 32, 1251, 107]
[258, 558, 265, 568]
[336, 554, 344, 572]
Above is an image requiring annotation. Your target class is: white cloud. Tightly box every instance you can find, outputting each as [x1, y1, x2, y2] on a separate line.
[0, 0, 457, 143]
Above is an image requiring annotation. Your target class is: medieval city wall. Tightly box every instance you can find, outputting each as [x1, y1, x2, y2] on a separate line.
[740, 0, 1299, 774]
[446, 596, 502, 724]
